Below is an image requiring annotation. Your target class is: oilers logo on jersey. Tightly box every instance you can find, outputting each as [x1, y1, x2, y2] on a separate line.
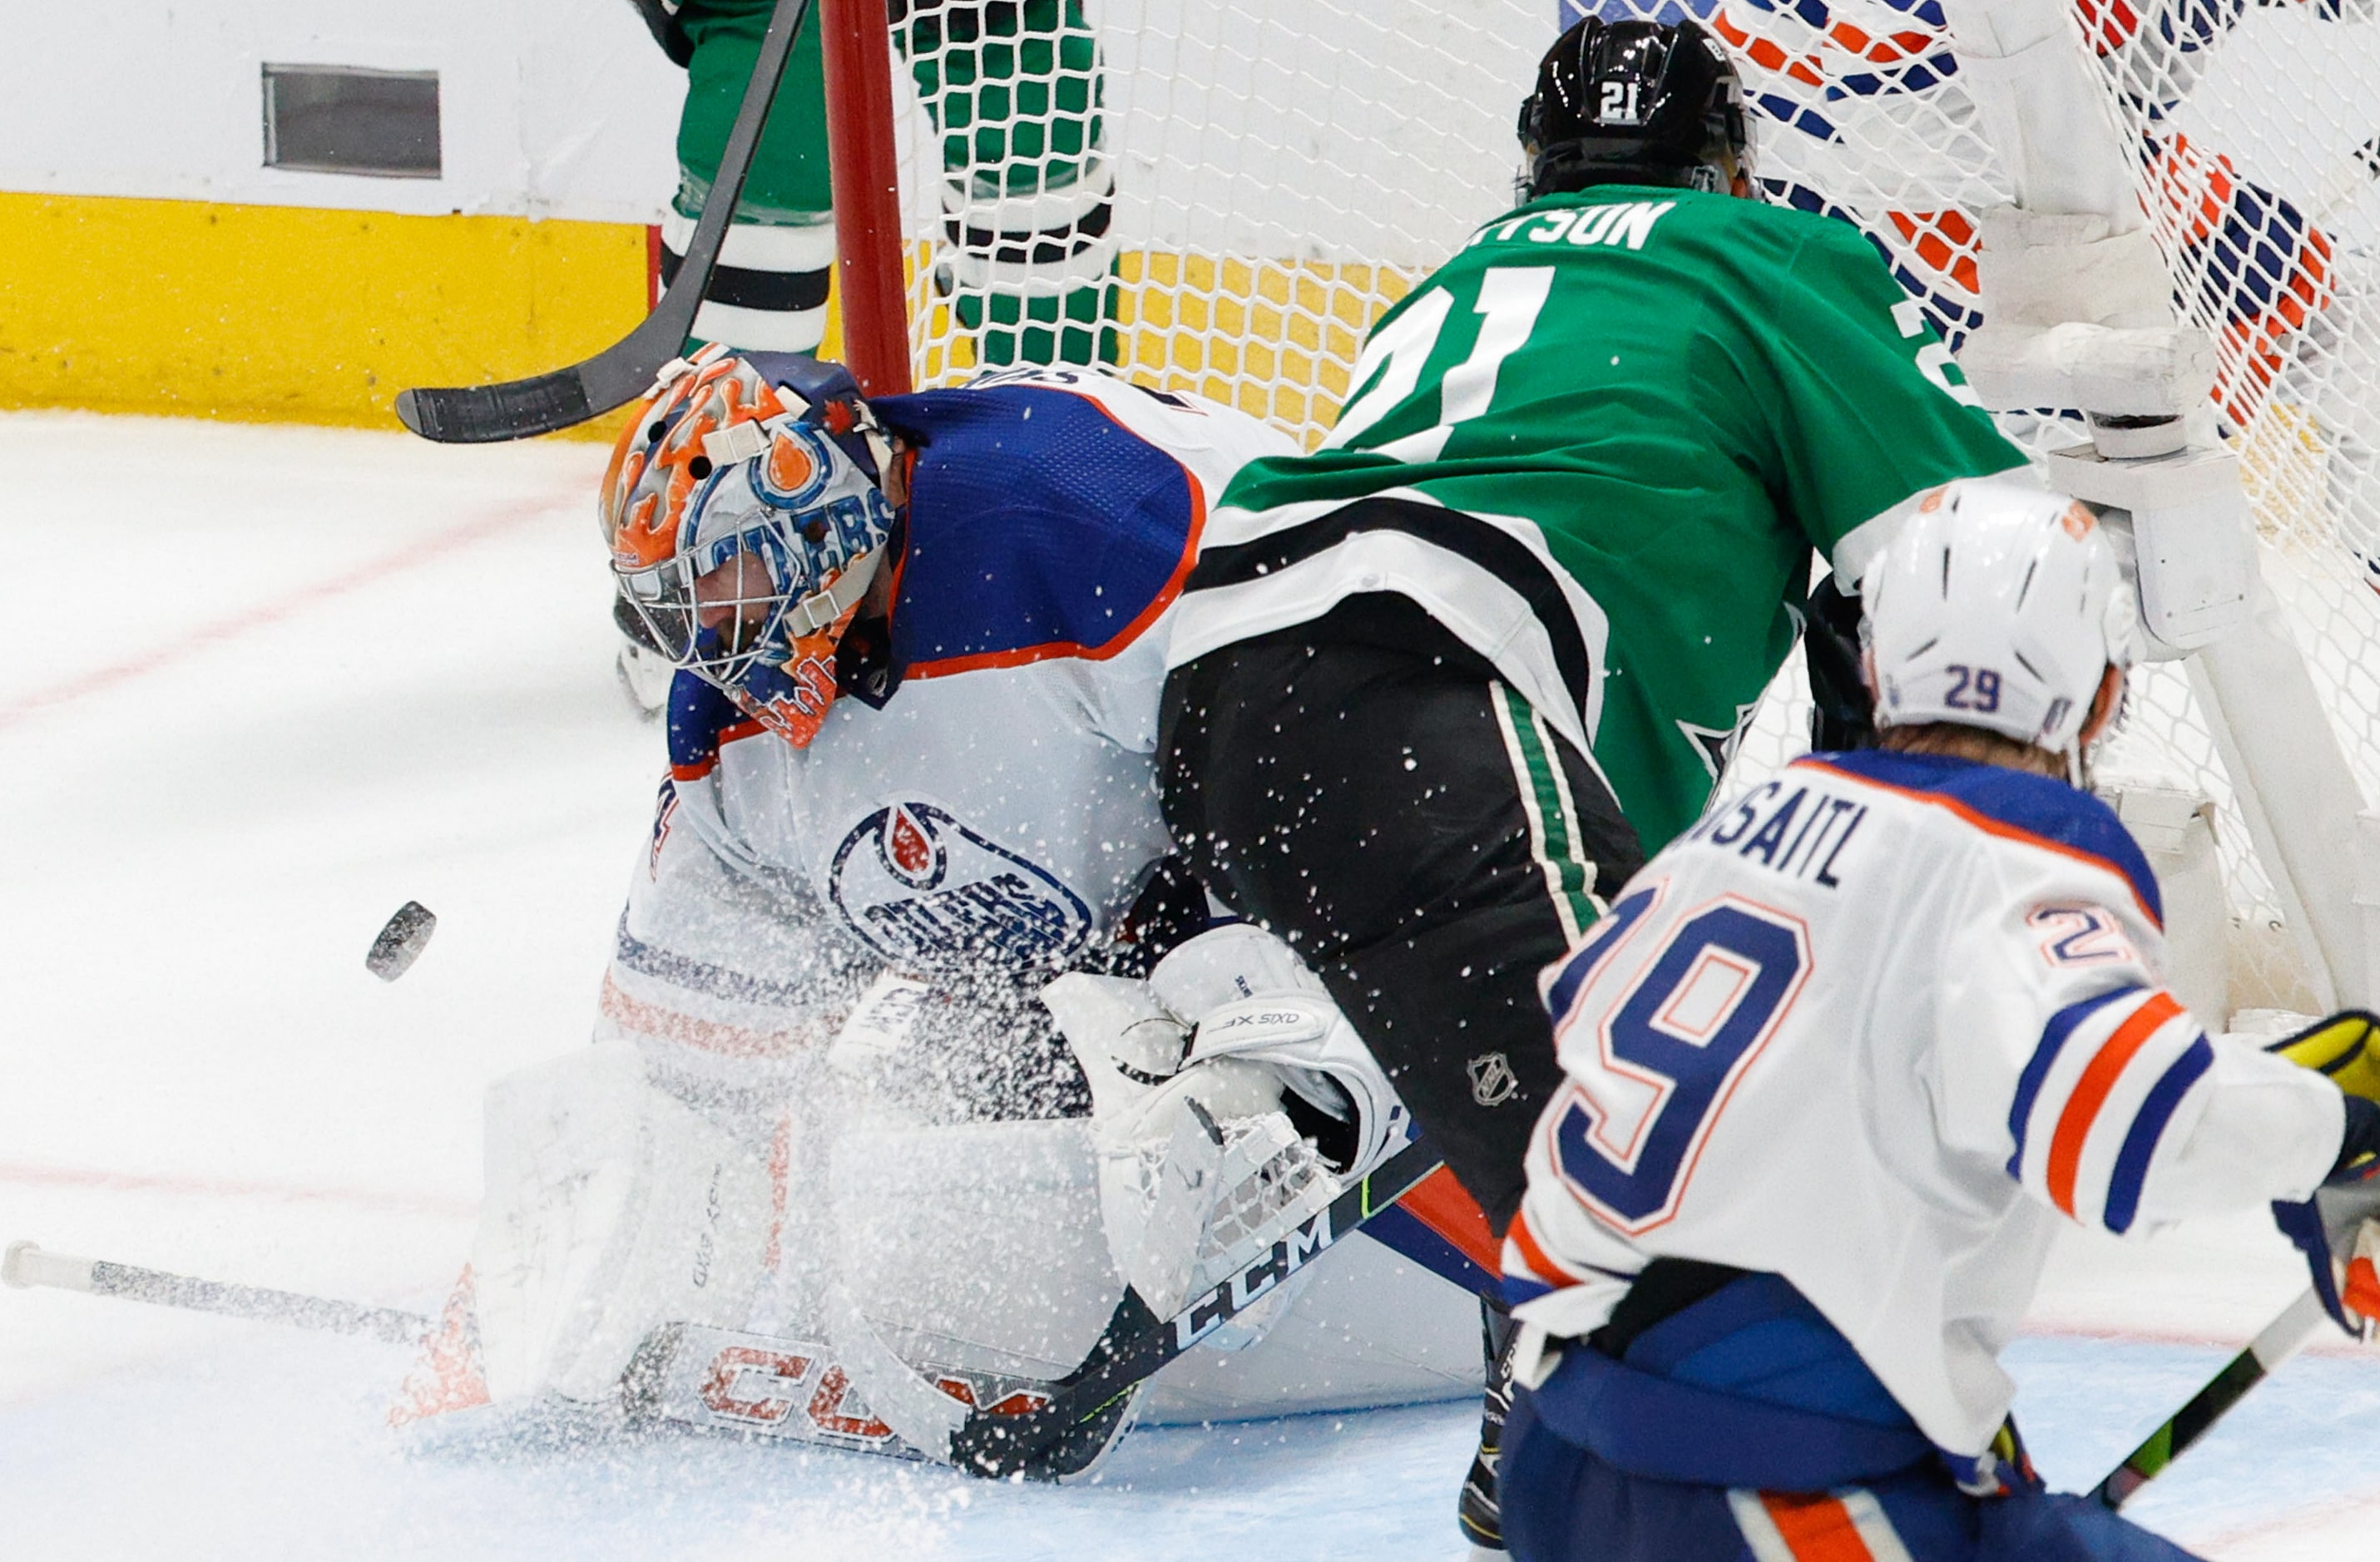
[828, 803, 1094, 971]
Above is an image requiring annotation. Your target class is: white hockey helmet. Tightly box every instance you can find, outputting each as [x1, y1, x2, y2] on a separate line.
[1863, 477, 2137, 755]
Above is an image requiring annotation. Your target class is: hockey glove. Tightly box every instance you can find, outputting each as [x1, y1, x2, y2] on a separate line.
[2267, 1011, 2380, 1336]
[1147, 922, 1411, 1180]
[1042, 971, 1336, 1321]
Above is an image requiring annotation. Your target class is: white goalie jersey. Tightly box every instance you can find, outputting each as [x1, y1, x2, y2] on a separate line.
[609, 368, 1294, 1111]
[1503, 747, 2343, 1459]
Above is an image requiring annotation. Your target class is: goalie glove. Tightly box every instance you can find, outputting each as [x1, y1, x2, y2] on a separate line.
[2268, 1011, 2380, 1337]
[1043, 971, 1340, 1322]
[1146, 922, 1410, 1180]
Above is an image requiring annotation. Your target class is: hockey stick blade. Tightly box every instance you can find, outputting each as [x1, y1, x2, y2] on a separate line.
[393, 0, 814, 443]
[4, 1239, 433, 1346]
[2089, 1285, 2331, 1509]
[945, 1139, 1446, 1480]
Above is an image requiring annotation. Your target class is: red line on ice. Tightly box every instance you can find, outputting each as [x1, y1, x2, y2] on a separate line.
[0, 1159, 476, 1219]
[0, 498, 555, 735]
[2020, 1317, 2371, 1360]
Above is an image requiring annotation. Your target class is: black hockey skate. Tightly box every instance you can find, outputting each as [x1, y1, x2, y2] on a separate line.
[1459, 1297, 1519, 1553]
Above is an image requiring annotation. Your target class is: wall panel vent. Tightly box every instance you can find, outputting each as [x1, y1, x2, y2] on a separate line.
[262, 66, 441, 179]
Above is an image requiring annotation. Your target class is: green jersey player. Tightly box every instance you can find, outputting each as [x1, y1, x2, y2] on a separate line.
[1152, 17, 2026, 1552]
[1170, 40, 2024, 853]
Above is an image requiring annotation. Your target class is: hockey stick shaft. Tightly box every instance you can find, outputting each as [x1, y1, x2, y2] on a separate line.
[393, 0, 814, 442]
[3, 1240, 433, 1347]
[943, 1139, 1447, 1477]
[2089, 1285, 2329, 1510]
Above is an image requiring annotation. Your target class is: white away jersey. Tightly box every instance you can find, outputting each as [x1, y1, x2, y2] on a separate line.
[1504, 748, 2343, 1457]
[602, 370, 1294, 1091]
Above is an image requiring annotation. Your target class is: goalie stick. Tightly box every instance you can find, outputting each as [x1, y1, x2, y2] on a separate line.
[2089, 1285, 2331, 1510]
[392, 0, 813, 442]
[2, 1239, 433, 1346]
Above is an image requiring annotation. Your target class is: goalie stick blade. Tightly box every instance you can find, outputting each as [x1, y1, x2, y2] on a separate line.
[946, 1140, 1445, 1480]
[392, 0, 814, 444]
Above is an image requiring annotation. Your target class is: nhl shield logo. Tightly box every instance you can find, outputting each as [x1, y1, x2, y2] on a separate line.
[1467, 1051, 1520, 1108]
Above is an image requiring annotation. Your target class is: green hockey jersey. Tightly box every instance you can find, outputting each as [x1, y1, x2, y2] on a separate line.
[1171, 186, 2027, 852]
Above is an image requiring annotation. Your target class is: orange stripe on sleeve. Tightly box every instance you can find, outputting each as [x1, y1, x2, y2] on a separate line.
[1759, 1492, 1878, 1561]
[2046, 991, 2185, 1217]
[1505, 1205, 1576, 1288]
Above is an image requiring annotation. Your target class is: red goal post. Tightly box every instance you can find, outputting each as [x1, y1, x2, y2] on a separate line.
[819, 0, 913, 396]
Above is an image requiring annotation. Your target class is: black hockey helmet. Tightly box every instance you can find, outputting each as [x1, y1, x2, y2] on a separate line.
[1517, 17, 1753, 200]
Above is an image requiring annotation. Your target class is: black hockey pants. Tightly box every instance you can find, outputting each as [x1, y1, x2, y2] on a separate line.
[1159, 609, 1643, 1231]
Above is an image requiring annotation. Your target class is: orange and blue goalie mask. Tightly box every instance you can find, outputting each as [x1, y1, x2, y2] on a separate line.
[606, 352, 896, 748]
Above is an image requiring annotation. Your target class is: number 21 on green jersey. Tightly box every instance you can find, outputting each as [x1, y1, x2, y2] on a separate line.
[1321, 266, 1556, 462]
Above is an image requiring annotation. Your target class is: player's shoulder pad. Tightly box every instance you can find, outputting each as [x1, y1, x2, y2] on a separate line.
[1794, 749, 2163, 929]
[666, 670, 756, 782]
[869, 380, 1204, 679]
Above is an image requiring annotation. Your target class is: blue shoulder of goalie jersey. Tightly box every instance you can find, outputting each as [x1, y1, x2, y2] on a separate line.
[869, 380, 1203, 680]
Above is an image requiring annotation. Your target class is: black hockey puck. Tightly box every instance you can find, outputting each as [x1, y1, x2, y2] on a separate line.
[365, 902, 438, 981]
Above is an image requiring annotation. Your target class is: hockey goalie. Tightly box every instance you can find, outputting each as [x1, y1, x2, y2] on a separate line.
[388, 347, 1485, 1467]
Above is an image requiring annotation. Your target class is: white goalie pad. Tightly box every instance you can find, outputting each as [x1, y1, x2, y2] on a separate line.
[1958, 205, 2205, 423]
[1135, 1232, 1482, 1425]
[1958, 320, 2215, 426]
[1970, 209, 2174, 332]
[2049, 443, 2255, 653]
[628, 1210, 1482, 1455]
[1933, 0, 2140, 221]
[471, 1041, 773, 1405]
[827, 1117, 1125, 1379]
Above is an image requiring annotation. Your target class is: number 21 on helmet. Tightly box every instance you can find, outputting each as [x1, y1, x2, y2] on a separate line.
[1517, 17, 1754, 200]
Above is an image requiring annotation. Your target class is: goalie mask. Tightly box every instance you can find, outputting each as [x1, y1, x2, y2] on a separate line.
[1861, 479, 2139, 765]
[601, 346, 898, 749]
[1517, 17, 1753, 200]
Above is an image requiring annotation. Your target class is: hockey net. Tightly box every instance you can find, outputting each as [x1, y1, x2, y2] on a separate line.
[878, 0, 2380, 1021]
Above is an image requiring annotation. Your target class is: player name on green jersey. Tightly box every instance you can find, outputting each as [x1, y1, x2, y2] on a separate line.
[1467, 198, 1680, 252]
[1171, 185, 2026, 853]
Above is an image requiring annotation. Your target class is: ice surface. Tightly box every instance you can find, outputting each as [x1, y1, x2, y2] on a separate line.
[2, 412, 2378, 1559]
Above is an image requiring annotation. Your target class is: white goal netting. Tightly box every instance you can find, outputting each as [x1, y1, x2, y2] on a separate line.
[881, 0, 2380, 1017]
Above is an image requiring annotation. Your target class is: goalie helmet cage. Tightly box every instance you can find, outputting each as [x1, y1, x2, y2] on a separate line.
[829, 0, 2380, 1025]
